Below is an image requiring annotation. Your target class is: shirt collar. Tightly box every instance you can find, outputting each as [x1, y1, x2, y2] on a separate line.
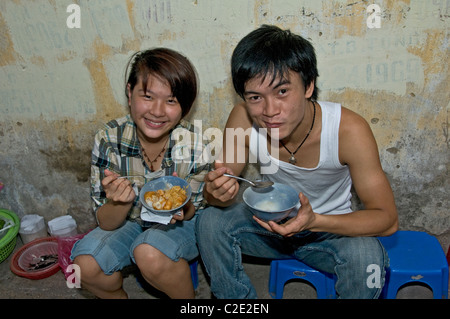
[118, 115, 141, 157]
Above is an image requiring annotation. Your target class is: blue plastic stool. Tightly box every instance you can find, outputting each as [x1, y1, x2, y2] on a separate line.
[189, 259, 199, 289]
[268, 259, 336, 299]
[378, 231, 449, 299]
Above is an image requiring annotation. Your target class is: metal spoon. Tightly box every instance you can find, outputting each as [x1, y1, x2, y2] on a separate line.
[117, 175, 145, 179]
[223, 173, 274, 188]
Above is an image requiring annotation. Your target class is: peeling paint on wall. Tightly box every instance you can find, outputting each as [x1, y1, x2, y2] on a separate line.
[0, 1, 448, 248]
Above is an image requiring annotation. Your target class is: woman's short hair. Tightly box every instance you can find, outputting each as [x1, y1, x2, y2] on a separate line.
[125, 48, 198, 118]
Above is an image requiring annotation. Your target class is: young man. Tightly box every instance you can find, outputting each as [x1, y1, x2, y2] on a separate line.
[196, 25, 398, 299]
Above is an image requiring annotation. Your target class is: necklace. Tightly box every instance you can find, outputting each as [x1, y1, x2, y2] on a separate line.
[141, 139, 168, 171]
[280, 101, 316, 165]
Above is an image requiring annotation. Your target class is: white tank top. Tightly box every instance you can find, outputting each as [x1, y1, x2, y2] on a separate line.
[249, 101, 352, 215]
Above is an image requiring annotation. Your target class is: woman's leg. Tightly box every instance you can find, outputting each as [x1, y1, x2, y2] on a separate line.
[73, 255, 127, 299]
[133, 244, 194, 298]
[131, 216, 199, 299]
[71, 221, 143, 299]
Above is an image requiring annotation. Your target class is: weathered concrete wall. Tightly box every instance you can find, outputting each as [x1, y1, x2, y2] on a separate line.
[0, 1, 448, 249]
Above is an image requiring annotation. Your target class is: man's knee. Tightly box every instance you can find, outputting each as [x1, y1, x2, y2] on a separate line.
[337, 237, 387, 298]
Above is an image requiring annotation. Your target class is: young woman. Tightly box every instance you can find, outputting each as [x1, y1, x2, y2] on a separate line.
[71, 48, 210, 299]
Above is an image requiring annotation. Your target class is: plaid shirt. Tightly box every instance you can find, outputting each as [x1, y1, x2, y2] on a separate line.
[91, 115, 211, 225]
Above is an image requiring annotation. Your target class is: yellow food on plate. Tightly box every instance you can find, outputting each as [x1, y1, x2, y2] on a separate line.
[144, 186, 187, 210]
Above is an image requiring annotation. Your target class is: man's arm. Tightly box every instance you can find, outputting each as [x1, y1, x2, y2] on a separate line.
[326, 107, 398, 236]
[203, 103, 252, 207]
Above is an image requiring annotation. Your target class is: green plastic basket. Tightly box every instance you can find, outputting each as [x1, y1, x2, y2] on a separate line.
[0, 209, 20, 263]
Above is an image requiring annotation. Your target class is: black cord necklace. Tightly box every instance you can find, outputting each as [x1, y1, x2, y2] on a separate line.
[141, 138, 169, 171]
[280, 101, 316, 165]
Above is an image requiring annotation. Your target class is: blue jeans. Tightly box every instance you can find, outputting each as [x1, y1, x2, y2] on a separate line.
[71, 217, 198, 275]
[195, 203, 388, 299]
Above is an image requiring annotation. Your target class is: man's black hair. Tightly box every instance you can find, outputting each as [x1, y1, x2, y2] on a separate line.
[231, 24, 319, 100]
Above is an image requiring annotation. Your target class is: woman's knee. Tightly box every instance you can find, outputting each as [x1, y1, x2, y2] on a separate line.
[133, 244, 168, 278]
[73, 254, 103, 282]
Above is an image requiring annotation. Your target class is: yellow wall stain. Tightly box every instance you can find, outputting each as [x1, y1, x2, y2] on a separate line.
[0, 12, 17, 66]
[407, 30, 448, 88]
[30, 55, 45, 66]
[56, 51, 77, 63]
[84, 37, 125, 121]
[321, 1, 366, 38]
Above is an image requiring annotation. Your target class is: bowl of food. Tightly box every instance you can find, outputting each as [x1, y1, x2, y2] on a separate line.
[243, 183, 299, 222]
[139, 176, 192, 217]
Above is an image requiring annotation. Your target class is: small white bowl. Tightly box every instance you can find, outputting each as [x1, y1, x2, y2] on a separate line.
[243, 183, 299, 222]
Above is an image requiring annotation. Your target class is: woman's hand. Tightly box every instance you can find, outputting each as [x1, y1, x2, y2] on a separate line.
[102, 169, 136, 205]
[169, 172, 195, 224]
[97, 169, 135, 230]
[170, 200, 195, 224]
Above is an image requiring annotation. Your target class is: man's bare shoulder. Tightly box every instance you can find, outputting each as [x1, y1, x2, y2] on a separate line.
[340, 106, 372, 136]
[338, 105, 379, 165]
[226, 102, 253, 129]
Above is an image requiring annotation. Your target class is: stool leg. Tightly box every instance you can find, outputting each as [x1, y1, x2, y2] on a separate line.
[385, 283, 399, 299]
[315, 281, 328, 299]
[325, 274, 337, 299]
[275, 280, 286, 299]
[442, 267, 449, 299]
[189, 260, 198, 290]
[268, 261, 288, 299]
[268, 261, 279, 298]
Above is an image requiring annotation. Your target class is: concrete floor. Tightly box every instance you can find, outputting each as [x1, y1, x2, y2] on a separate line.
[0, 235, 441, 300]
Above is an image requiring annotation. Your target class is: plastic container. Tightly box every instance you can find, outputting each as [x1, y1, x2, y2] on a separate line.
[48, 215, 78, 237]
[19, 214, 48, 244]
[10, 237, 60, 279]
[0, 209, 20, 263]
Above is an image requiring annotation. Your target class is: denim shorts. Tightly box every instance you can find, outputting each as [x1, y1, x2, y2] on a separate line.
[71, 216, 198, 275]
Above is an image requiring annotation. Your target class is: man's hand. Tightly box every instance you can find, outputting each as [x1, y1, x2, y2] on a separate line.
[253, 192, 317, 237]
[203, 161, 240, 203]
